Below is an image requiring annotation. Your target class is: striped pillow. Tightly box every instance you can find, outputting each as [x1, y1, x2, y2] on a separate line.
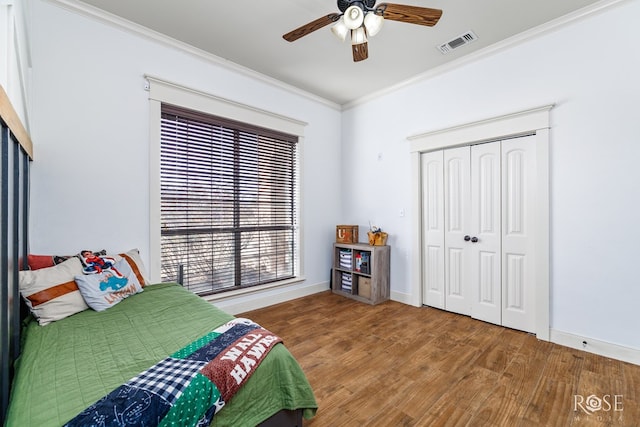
[19, 257, 88, 326]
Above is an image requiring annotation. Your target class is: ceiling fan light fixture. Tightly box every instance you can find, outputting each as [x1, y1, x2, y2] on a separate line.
[331, 18, 349, 42]
[343, 5, 364, 30]
[363, 12, 384, 37]
[283, 2, 444, 62]
[351, 26, 367, 45]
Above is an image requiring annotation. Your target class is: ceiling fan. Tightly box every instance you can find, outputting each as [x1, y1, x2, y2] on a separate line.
[283, 0, 443, 62]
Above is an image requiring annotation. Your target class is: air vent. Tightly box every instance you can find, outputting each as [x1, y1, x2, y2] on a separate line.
[437, 30, 478, 54]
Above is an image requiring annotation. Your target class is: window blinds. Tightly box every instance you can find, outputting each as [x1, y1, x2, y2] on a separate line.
[160, 104, 298, 294]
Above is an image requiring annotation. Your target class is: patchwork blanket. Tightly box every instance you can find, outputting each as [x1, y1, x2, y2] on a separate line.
[64, 318, 282, 427]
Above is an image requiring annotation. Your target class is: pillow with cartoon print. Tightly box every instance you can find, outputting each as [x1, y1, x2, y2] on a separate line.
[75, 258, 143, 312]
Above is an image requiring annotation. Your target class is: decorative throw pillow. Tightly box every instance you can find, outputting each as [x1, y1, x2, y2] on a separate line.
[109, 248, 151, 286]
[75, 258, 143, 312]
[27, 254, 72, 270]
[19, 257, 88, 326]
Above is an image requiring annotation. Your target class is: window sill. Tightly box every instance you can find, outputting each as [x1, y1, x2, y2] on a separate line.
[202, 277, 306, 303]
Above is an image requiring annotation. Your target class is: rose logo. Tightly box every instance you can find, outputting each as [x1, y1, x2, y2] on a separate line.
[585, 395, 603, 412]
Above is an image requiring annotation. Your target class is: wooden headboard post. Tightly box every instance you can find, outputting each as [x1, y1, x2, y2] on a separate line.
[0, 84, 33, 423]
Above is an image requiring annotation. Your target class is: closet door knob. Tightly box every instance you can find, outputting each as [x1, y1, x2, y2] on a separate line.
[471, 237, 478, 243]
[464, 235, 471, 241]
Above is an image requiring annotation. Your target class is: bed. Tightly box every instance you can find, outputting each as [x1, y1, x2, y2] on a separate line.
[6, 263, 317, 427]
[0, 87, 316, 426]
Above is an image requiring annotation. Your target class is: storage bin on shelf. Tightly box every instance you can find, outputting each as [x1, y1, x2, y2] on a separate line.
[358, 277, 372, 299]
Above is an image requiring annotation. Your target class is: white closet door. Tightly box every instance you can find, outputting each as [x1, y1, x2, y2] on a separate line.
[501, 135, 536, 332]
[444, 147, 471, 315]
[470, 142, 502, 325]
[421, 151, 445, 308]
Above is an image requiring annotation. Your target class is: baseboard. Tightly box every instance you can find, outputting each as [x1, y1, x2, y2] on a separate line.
[550, 329, 640, 366]
[208, 281, 329, 315]
[390, 290, 421, 307]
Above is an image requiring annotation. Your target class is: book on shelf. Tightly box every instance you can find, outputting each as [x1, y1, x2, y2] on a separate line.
[360, 252, 370, 274]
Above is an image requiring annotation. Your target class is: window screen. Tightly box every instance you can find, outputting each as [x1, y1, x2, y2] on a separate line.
[160, 104, 299, 295]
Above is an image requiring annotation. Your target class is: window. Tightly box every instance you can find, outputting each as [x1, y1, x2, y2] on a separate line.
[159, 104, 299, 295]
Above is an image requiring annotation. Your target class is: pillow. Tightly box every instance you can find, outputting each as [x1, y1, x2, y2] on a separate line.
[27, 254, 71, 270]
[75, 258, 143, 312]
[109, 248, 151, 286]
[19, 257, 88, 326]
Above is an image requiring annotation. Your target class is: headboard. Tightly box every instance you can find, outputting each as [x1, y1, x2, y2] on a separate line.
[0, 84, 33, 422]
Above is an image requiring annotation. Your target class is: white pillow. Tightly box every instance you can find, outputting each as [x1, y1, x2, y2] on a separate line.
[75, 258, 143, 312]
[19, 257, 88, 326]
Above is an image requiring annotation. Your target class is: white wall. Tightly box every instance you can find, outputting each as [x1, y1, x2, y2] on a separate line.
[28, 0, 342, 303]
[342, 0, 640, 352]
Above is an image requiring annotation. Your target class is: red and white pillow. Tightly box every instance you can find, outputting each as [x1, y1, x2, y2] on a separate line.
[19, 257, 88, 326]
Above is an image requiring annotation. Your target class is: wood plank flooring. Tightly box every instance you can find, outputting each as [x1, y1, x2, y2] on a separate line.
[240, 291, 640, 426]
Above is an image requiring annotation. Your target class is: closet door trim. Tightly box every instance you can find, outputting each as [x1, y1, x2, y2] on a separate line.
[409, 104, 552, 340]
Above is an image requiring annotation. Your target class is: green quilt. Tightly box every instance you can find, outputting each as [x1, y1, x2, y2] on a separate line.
[5, 283, 317, 427]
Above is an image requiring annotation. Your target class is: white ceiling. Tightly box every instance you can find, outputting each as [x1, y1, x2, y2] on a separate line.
[72, 0, 608, 105]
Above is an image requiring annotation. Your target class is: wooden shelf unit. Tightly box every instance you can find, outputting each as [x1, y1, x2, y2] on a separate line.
[332, 242, 390, 305]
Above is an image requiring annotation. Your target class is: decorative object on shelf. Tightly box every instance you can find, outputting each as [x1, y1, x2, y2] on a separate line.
[367, 224, 388, 246]
[336, 225, 359, 243]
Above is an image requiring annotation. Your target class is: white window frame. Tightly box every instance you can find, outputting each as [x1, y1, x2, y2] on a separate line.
[147, 76, 307, 296]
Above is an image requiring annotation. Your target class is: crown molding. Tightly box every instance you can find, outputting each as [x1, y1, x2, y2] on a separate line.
[43, 0, 342, 111]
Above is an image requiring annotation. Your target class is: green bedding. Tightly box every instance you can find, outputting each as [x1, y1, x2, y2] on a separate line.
[5, 283, 317, 426]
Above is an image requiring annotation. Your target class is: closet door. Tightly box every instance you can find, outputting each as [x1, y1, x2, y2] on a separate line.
[421, 136, 537, 333]
[501, 135, 536, 332]
[444, 147, 471, 315]
[470, 141, 502, 325]
[421, 151, 445, 308]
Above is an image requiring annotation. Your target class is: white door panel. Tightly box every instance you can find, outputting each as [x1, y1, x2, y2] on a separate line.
[501, 135, 536, 332]
[470, 142, 502, 325]
[422, 151, 445, 308]
[444, 147, 471, 315]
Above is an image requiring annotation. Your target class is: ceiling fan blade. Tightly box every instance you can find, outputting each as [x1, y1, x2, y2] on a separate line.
[352, 42, 368, 62]
[377, 3, 442, 26]
[283, 13, 341, 42]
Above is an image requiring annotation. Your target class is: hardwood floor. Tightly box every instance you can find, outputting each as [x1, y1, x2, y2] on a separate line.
[241, 291, 639, 426]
